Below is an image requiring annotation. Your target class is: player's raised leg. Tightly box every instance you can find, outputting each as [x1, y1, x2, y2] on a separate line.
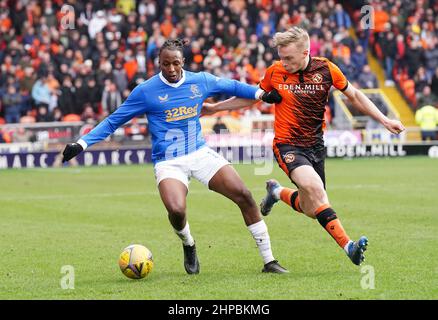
[207, 164, 288, 273]
[158, 178, 200, 274]
[260, 179, 303, 215]
[290, 165, 368, 265]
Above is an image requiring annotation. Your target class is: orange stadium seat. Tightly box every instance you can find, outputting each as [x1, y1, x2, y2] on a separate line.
[62, 114, 81, 122]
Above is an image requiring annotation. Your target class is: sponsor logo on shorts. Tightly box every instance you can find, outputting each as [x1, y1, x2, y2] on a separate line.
[283, 151, 295, 163]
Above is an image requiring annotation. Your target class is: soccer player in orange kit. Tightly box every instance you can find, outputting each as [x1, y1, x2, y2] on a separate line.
[203, 27, 405, 265]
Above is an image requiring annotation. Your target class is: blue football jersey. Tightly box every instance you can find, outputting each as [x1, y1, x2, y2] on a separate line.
[79, 70, 261, 163]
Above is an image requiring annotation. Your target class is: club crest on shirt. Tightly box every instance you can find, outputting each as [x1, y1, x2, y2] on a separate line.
[158, 94, 169, 102]
[312, 73, 323, 83]
[190, 85, 203, 99]
[283, 151, 295, 163]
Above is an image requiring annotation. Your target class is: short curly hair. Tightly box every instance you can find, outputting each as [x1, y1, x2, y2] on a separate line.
[159, 38, 189, 56]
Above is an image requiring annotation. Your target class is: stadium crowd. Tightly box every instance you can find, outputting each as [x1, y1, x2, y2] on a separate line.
[356, 0, 438, 109]
[0, 0, 437, 139]
[0, 0, 374, 127]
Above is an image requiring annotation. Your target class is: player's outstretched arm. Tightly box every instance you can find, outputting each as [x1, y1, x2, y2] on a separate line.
[201, 89, 282, 116]
[202, 97, 258, 116]
[62, 85, 148, 163]
[203, 72, 282, 104]
[342, 83, 405, 134]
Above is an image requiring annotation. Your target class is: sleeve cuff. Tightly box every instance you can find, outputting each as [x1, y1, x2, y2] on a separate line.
[255, 88, 265, 100]
[340, 82, 349, 92]
[77, 139, 88, 150]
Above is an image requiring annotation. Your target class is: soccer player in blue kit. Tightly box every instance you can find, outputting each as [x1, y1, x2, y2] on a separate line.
[62, 39, 287, 274]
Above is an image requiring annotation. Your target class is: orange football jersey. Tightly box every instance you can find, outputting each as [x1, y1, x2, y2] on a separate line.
[259, 57, 348, 147]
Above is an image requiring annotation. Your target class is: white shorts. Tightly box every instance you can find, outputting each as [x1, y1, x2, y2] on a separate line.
[154, 146, 230, 189]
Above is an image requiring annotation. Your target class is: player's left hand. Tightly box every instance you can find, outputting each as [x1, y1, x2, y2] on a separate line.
[261, 89, 282, 104]
[201, 102, 218, 116]
[384, 119, 405, 134]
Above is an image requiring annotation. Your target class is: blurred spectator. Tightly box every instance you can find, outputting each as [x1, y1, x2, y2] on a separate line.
[101, 82, 122, 115]
[212, 117, 229, 134]
[394, 33, 406, 76]
[84, 78, 102, 113]
[117, 0, 136, 16]
[309, 33, 322, 57]
[12, 127, 34, 143]
[415, 104, 438, 141]
[431, 67, 438, 97]
[405, 39, 423, 79]
[36, 105, 53, 122]
[124, 117, 148, 140]
[88, 10, 107, 39]
[417, 86, 438, 108]
[19, 67, 36, 93]
[20, 110, 36, 124]
[414, 67, 429, 94]
[330, 4, 351, 29]
[2, 85, 22, 123]
[332, 40, 350, 61]
[31, 77, 51, 107]
[58, 77, 76, 116]
[52, 107, 63, 122]
[351, 45, 367, 77]
[203, 49, 222, 71]
[374, 4, 390, 33]
[74, 78, 88, 115]
[81, 104, 98, 122]
[338, 56, 356, 82]
[256, 10, 275, 39]
[357, 65, 378, 89]
[424, 37, 438, 81]
[113, 63, 129, 93]
[380, 32, 397, 86]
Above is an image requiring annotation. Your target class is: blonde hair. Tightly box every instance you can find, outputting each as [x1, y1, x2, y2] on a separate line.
[273, 27, 310, 50]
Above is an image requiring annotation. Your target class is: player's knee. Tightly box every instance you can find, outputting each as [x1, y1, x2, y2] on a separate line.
[300, 182, 326, 204]
[234, 187, 255, 208]
[167, 202, 186, 217]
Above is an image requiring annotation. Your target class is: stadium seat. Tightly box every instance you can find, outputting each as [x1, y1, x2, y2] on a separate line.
[62, 114, 81, 122]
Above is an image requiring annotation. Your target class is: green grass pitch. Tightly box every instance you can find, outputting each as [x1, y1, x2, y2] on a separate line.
[1, 157, 437, 299]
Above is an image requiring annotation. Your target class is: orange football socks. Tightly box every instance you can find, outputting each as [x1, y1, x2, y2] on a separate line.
[279, 188, 303, 213]
[315, 204, 350, 249]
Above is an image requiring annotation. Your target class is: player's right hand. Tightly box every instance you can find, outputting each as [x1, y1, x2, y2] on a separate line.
[261, 89, 282, 104]
[62, 143, 84, 163]
[383, 119, 405, 135]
